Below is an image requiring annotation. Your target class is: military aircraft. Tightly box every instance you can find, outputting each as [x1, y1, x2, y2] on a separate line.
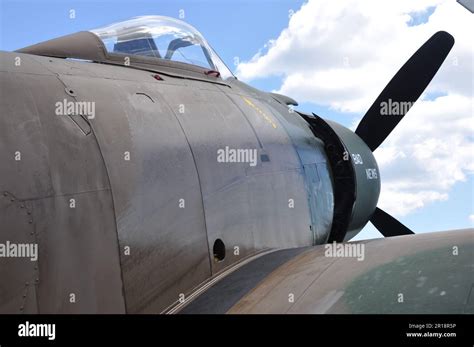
[0, 15, 472, 314]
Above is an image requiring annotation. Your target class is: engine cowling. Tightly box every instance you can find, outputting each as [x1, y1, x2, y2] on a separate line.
[300, 113, 380, 241]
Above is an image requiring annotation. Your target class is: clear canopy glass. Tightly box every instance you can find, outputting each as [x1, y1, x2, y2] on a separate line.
[90, 16, 234, 79]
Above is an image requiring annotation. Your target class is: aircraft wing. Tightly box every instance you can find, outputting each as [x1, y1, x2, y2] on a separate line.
[171, 229, 474, 314]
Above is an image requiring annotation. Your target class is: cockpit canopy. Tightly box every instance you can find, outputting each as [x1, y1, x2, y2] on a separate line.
[90, 16, 234, 79]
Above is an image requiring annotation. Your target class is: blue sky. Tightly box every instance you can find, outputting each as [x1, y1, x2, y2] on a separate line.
[0, 0, 305, 65]
[1, 0, 472, 240]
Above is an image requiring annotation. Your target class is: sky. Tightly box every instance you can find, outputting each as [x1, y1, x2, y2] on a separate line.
[0, 0, 472, 240]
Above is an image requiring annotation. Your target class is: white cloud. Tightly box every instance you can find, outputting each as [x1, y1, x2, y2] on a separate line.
[470, 214, 474, 224]
[236, 0, 474, 217]
[374, 94, 474, 215]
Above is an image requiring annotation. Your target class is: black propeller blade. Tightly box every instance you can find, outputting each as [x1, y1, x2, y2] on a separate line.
[370, 207, 414, 237]
[355, 31, 454, 152]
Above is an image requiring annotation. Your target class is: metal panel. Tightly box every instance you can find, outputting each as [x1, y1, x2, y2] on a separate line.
[58, 74, 211, 312]
[0, 71, 54, 200]
[0, 62, 125, 313]
[32, 191, 125, 313]
[303, 163, 334, 244]
[0, 194, 37, 313]
[151, 85, 314, 274]
[150, 84, 262, 275]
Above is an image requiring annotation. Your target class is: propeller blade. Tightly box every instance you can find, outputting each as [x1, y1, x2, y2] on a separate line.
[370, 207, 414, 237]
[355, 31, 454, 151]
